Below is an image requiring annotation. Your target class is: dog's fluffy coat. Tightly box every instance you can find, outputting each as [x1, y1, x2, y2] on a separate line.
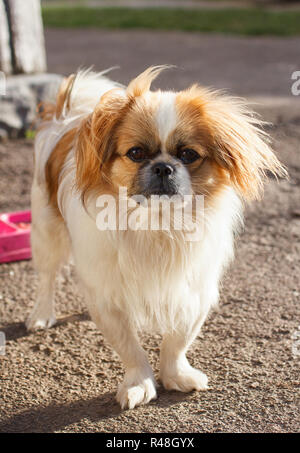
[27, 67, 284, 409]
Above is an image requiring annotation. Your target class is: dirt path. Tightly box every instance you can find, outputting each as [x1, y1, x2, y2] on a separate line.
[0, 30, 299, 432]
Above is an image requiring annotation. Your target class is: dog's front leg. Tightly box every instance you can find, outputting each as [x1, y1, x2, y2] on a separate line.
[159, 316, 209, 393]
[92, 306, 157, 410]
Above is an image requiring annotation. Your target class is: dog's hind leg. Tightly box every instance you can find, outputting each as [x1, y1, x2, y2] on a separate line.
[26, 184, 70, 331]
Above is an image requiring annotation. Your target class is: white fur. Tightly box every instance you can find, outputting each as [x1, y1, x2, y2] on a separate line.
[27, 70, 243, 409]
[155, 91, 178, 146]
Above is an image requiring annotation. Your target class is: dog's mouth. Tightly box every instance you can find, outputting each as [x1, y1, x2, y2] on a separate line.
[140, 180, 180, 198]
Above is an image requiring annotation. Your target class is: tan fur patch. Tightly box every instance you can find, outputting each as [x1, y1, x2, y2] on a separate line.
[45, 128, 77, 215]
[37, 101, 56, 123]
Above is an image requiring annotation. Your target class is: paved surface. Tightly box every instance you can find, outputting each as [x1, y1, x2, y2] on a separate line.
[0, 30, 299, 432]
[45, 29, 300, 97]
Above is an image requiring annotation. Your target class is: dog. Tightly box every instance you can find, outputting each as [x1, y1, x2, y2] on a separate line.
[26, 66, 285, 409]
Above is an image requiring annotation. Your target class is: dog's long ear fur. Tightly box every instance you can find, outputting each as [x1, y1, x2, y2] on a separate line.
[75, 88, 130, 202]
[182, 85, 287, 200]
[211, 100, 287, 200]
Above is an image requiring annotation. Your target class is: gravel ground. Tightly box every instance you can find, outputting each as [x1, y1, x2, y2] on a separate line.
[0, 30, 299, 433]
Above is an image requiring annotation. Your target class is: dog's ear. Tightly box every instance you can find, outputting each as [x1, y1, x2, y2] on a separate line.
[187, 86, 287, 199]
[75, 88, 130, 202]
[127, 65, 171, 97]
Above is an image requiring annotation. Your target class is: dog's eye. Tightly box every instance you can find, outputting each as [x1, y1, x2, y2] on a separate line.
[126, 147, 147, 163]
[177, 148, 200, 164]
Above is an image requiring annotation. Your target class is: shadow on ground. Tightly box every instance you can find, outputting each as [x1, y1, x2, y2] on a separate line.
[0, 388, 188, 433]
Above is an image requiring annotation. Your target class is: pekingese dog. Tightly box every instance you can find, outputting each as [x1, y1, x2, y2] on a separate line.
[26, 66, 285, 409]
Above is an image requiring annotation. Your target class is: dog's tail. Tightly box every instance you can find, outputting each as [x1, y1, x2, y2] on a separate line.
[37, 74, 76, 125]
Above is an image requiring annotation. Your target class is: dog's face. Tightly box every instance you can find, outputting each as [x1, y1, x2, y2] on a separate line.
[75, 66, 284, 204]
[109, 89, 210, 199]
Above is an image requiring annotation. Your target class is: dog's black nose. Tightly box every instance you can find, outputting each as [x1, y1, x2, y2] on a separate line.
[152, 162, 174, 177]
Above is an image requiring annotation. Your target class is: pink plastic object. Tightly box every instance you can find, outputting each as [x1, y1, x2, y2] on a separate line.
[0, 210, 31, 263]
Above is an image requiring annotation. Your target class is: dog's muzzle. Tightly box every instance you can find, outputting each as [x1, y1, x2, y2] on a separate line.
[135, 158, 192, 197]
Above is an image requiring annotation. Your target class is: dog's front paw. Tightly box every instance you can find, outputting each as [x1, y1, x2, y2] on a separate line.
[116, 368, 157, 410]
[160, 365, 208, 393]
[26, 308, 56, 331]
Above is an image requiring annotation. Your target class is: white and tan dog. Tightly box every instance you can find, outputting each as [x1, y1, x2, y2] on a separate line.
[26, 67, 285, 409]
